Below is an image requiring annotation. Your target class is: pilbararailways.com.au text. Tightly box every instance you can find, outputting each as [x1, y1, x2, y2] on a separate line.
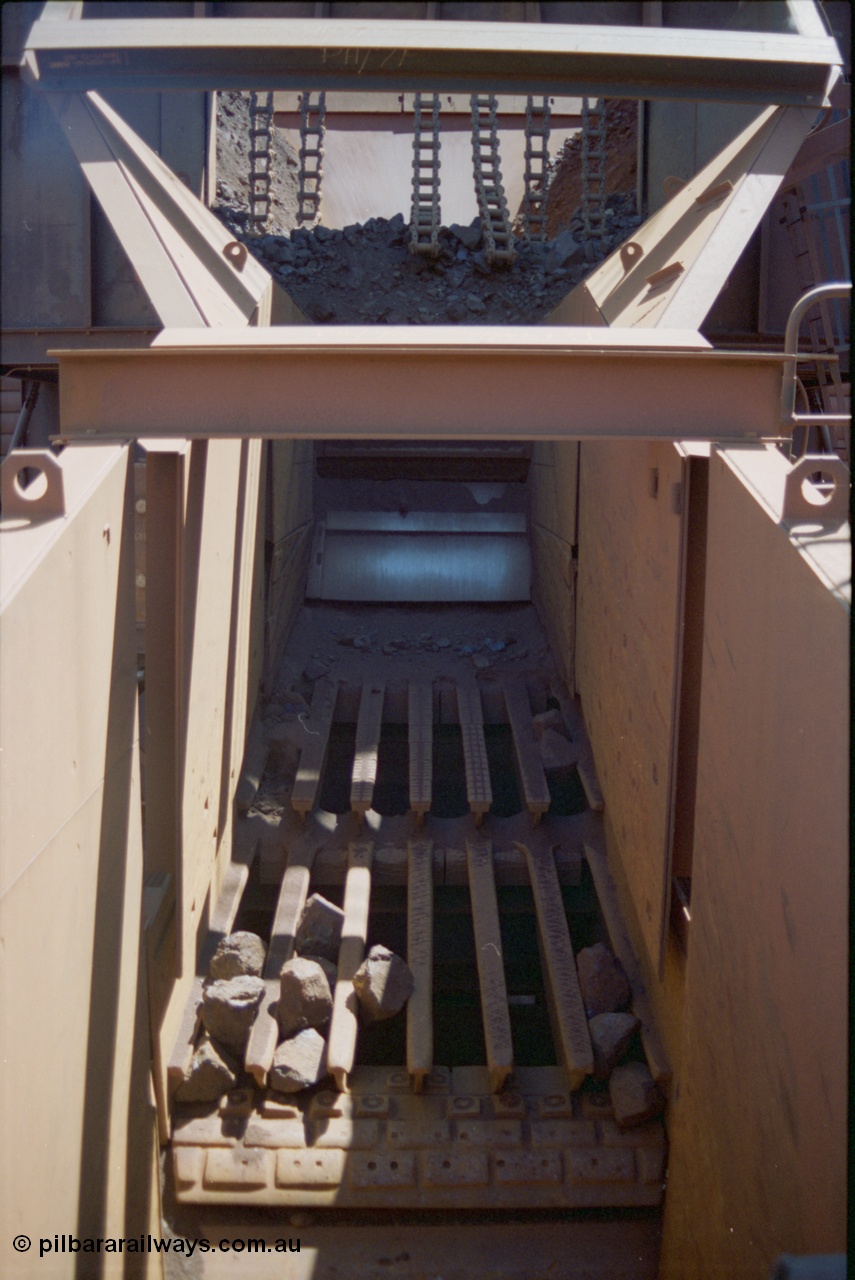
[33, 1235, 301, 1258]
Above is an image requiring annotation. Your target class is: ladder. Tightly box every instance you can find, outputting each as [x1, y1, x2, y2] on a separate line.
[297, 91, 327, 225]
[470, 95, 516, 266]
[581, 98, 607, 252]
[248, 91, 274, 234]
[521, 95, 552, 243]
[409, 93, 442, 259]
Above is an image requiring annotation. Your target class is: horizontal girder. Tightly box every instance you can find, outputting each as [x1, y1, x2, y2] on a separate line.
[23, 17, 841, 105]
[51, 326, 785, 443]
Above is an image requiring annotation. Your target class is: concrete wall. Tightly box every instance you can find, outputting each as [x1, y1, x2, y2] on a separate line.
[0, 446, 161, 1279]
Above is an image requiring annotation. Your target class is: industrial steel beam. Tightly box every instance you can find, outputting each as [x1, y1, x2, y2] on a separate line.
[548, 104, 817, 332]
[43, 90, 304, 330]
[23, 16, 841, 105]
[51, 327, 785, 443]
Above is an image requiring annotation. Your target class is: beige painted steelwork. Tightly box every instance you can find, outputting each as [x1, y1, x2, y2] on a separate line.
[0, 445, 161, 1280]
[23, 15, 841, 105]
[50, 327, 789, 441]
[45, 89, 305, 330]
[548, 104, 818, 330]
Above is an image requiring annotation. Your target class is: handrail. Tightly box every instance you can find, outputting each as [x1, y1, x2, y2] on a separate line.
[781, 281, 852, 432]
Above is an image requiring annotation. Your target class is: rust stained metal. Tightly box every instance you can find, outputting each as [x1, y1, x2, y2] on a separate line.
[51, 327, 784, 442]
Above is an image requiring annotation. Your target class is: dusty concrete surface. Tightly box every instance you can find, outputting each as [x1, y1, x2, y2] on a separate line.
[162, 1212, 661, 1279]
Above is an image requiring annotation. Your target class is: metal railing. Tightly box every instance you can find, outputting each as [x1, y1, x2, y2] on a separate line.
[780, 281, 851, 453]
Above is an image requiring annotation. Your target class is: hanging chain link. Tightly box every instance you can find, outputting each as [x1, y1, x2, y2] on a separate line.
[297, 91, 327, 224]
[248, 91, 274, 234]
[581, 97, 607, 252]
[409, 93, 442, 258]
[470, 94, 516, 266]
[522, 95, 552, 242]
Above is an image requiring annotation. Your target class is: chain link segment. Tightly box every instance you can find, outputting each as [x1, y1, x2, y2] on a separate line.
[248, 91, 274, 234]
[470, 94, 516, 266]
[409, 93, 442, 258]
[522, 95, 552, 242]
[297, 91, 326, 224]
[581, 97, 607, 251]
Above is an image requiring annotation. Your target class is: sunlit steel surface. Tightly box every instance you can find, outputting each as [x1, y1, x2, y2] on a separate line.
[51, 327, 786, 442]
[23, 16, 841, 106]
[306, 512, 531, 603]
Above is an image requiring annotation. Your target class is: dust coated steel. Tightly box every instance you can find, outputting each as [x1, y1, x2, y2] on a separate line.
[245, 847, 316, 1088]
[503, 681, 551, 823]
[291, 678, 338, 817]
[466, 841, 514, 1093]
[408, 683, 433, 821]
[53, 328, 786, 442]
[308, 528, 532, 604]
[407, 839, 435, 1092]
[351, 684, 385, 816]
[457, 686, 492, 820]
[519, 843, 594, 1090]
[328, 841, 374, 1093]
[24, 17, 840, 105]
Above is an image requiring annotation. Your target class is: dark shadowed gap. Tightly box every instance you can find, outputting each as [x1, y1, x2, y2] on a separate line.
[484, 722, 523, 817]
[372, 722, 410, 816]
[430, 724, 469, 818]
[317, 721, 357, 814]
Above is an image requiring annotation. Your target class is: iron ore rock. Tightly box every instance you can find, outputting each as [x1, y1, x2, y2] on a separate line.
[277, 957, 333, 1038]
[353, 945, 414, 1022]
[174, 1032, 240, 1104]
[609, 1061, 664, 1128]
[201, 975, 266, 1054]
[209, 931, 266, 980]
[576, 942, 632, 1018]
[295, 893, 345, 963]
[588, 1011, 640, 1080]
[269, 1028, 329, 1093]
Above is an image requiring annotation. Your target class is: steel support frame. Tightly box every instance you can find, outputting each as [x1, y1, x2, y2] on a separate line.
[51, 327, 785, 442]
[23, 15, 841, 106]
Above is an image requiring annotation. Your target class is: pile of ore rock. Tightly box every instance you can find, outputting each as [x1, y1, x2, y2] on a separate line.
[576, 940, 664, 1127]
[214, 200, 642, 326]
[174, 899, 414, 1103]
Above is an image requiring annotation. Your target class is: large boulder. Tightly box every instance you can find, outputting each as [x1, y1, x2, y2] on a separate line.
[295, 893, 345, 963]
[278, 957, 333, 1038]
[174, 1032, 240, 1104]
[201, 975, 265, 1054]
[269, 1028, 329, 1093]
[209, 931, 266, 980]
[353, 945, 414, 1023]
[576, 942, 632, 1018]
